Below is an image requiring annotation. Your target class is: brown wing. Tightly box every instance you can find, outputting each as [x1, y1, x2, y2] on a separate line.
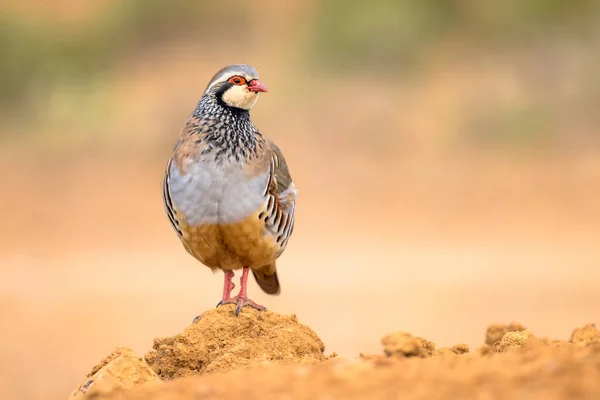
[269, 141, 294, 198]
[260, 139, 297, 249]
[252, 139, 297, 295]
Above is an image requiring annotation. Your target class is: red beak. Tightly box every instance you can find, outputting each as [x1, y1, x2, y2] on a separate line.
[248, 80, 268, 93]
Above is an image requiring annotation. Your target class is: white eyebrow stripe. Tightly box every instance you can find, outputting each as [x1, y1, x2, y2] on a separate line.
[206, 72, 258, 92]
[206, 72, 229, 91]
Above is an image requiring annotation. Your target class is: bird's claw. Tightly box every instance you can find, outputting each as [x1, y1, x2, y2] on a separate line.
[216, 297, 237, 308]
[216, 296, 266, 316]
[235, 296, 267, 316]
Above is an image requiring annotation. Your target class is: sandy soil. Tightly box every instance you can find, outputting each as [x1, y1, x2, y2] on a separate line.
[145, 306, 325, 378]
[67, 307, 600, 399]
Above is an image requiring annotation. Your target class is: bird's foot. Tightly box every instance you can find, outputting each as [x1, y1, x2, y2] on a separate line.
[216, 295, 266, 316]
[216, 297, 237, 308]
[234, 295, 266, 316]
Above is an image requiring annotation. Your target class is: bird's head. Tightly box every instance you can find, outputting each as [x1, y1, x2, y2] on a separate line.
[203, 64, 268, 111]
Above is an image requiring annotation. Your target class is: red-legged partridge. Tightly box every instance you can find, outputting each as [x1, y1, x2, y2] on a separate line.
[162, 64, 297, 316]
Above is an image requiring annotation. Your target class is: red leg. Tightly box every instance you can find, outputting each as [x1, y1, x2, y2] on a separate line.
[233, 266, 266, 316]
[216, 270, 236, 307]
[216, 267, 266, 315]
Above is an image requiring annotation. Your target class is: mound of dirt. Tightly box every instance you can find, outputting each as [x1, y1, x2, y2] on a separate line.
[485, 322, 526, 345]
[570, 323, 600, 343]
[379, 331, 471, 359]
[380, 331, 436, 358]
[68, 348, 161, 399]
[78, 333, 600, 400]
[145, 304, 325, 379]
[69, 319, 600, 400]
[492, 329, 536, 352]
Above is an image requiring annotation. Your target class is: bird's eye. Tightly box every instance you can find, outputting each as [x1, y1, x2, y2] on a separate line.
[228, 76, 246, 85]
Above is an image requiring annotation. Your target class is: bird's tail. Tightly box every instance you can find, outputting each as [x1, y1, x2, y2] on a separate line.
[252, 264, 281, 295]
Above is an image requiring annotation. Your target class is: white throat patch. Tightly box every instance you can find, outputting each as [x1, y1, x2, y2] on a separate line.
[222, 85, 260, 110]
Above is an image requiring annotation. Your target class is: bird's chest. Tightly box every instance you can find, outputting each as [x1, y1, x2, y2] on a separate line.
[168, 158, 268, 226]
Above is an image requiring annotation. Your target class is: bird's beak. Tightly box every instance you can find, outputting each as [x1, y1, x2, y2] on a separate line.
[248, 80, 268, 93]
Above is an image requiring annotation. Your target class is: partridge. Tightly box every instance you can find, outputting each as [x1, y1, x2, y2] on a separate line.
[162, 64, 297, 316]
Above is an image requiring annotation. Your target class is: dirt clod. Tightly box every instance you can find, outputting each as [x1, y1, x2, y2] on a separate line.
[485, 322, 526, 345]
[144, 305, 325, 379]
[493, 330, 535, 352]
[436, 343, 470, 356]
[381, 331, 435, 358]
[570, 323, 600, 343]
[68, 348, 160, 399]
[449, 343, 469, 354]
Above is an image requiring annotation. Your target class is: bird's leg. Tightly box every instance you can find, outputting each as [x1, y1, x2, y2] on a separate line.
[215, 267, 266, 315]
[234, 266, 267, 316]
[216, 270, 236, 307]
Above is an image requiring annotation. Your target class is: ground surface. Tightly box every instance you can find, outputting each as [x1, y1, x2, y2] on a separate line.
[68, 308, 600, 399]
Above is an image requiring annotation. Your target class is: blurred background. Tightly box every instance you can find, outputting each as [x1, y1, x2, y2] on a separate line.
[1, 0, 599, 399]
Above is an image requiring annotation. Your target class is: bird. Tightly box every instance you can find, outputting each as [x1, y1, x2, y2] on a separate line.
[162, 64, 297, 317]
